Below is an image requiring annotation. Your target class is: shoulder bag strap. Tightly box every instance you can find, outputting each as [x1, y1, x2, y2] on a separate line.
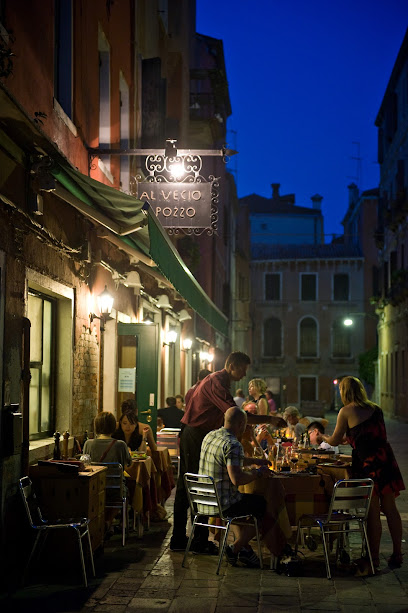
[99, 439, 117, 462]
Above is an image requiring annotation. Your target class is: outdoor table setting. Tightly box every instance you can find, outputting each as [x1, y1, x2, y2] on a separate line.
[147, 447, 175, 504]
[124, 453, 158, 526]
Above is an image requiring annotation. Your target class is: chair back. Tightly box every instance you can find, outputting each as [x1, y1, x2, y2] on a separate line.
[19, 476, 45, 528]
[156, 431, 180, 451]
[91, 462, 125, 503]
[184, 473, 222, 518]
[327, 478, 374, 521]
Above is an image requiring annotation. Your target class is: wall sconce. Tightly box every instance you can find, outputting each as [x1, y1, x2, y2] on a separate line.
[199, 351, 214, 363]
[89, 285, 114, 331]
[143, 311, 154, 325]
[182, 338, 193, 351]
[178, 309, 192, 322]
[156, 294, 172, 309]
[163, 328, 178, 346]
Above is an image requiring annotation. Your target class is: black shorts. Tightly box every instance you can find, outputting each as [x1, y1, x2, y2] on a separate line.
[224, 493, 266, 520]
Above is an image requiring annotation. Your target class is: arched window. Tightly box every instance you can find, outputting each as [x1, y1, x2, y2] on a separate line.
[332, 320, 351, 357]
[299, 317, 317, 357]
[263, 317, 282, 357]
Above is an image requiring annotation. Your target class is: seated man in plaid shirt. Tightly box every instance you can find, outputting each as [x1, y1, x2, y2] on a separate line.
[198, 407, 270, 568]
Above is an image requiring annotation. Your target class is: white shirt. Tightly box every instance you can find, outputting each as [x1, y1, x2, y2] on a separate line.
[233, 396, 245, 408]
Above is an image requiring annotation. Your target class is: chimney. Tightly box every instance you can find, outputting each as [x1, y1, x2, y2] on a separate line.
[347, 183, 359, 206]
[310, 194, 323, 210]
[271, 183, 280, 199]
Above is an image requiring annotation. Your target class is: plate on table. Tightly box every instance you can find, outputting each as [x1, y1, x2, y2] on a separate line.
[319, 462, 351, 468]
[131, 452, 147, 460]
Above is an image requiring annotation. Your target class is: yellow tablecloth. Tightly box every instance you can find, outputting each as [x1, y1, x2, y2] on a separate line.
[125, 456, 156, 513]
[147, 447, 175, 503]
[240, 473, 332, 555]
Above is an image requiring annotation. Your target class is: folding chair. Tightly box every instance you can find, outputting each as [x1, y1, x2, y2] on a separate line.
[182, 473, 263, 575]
[19, 476, 95, 587]
[295, 478, 374, 579]
[91, 462, 128, 546]
[156, 429, 181, 477]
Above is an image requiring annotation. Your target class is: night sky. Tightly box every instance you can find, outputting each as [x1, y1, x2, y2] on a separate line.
[196, 0, 407, 241]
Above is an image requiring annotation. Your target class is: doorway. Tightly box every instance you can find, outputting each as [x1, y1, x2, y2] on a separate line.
[117, 323, 159, 435]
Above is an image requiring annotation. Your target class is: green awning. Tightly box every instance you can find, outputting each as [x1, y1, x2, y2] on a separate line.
[146, 205, 229, 336]
[50, 161, 229, 336]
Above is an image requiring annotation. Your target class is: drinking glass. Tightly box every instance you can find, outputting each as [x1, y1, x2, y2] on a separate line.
[80, 454, 91, 467]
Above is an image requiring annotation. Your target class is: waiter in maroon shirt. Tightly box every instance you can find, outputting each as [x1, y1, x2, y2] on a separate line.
[170, 351, 286, 553]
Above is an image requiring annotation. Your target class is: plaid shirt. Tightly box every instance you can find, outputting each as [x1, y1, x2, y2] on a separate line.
[198, 427, 244, 514]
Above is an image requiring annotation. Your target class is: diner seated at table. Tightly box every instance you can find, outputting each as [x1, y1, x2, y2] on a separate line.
[307, 421, 339, 453]
[283, 406, 327, 442]
[83, 411, 132, 537]
[199, 407, 270, 568]
[113, 400, 157, 452]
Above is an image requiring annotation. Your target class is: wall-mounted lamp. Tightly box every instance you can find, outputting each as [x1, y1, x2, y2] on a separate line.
[178, 308, 192, 322]
[156, 294, 172, 309]
[143, 311, 154, 325]
[163, 328, 178, 346]
[182, 338, 193, 351]
[199, 351, 214, 363]
[89, 285, 114, 331]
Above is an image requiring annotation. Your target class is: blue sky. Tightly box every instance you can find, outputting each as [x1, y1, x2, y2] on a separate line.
[196, 0, 407, 240]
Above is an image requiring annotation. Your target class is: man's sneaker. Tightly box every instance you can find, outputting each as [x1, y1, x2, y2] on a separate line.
[191, 540, 219, 555]
[225, 545, 238, 566]
[169, 536, 188, 551]
[238, 547, 261, 568]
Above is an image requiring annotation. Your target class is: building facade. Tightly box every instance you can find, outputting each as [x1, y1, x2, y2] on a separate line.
[374, 28, 408, 419]
[0, 0, 237, 578]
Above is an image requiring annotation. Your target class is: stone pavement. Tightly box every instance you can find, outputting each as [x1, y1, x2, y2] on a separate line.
[2, 411, 408, 613]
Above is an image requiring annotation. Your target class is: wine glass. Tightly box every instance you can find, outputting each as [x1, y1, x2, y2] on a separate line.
[290, 452, 299, 472]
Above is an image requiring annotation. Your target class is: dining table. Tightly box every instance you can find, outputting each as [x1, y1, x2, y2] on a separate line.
[239, 471, 333, 555]
[147, 447, 175, 505]
[124, 455, 158, 535]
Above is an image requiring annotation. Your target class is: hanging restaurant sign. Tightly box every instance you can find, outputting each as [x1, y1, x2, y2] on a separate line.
[136, 181, 212, 229]
[131, 151, 219, 235]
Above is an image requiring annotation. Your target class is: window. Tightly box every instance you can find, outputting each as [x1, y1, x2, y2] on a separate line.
[28, 291, 55, 438]
[263, 318, 282, 357]
[333, 274, 349, 301]
[300, 377, 317, 402]
[54, 0, 73, 118]
[332, 320, 351, 358]
[299, 317, 317, 357]
[99, 27, 111, 169]
[265, 273, 280, 301]
[119, 72, 130, 193]
[301, 274, 316, 301]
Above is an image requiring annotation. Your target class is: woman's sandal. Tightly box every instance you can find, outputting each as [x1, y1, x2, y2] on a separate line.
[388, 553, 403, 569]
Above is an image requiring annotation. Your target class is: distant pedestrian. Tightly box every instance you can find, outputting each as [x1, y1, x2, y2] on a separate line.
[233, 388, 245, 408]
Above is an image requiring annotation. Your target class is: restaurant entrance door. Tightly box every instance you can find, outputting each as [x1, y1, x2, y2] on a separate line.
[117, 323, 159, 436]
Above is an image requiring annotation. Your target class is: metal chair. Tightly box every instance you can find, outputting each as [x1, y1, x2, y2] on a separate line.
[182, 473, 263, 575]
[19, 476, 95, 587]
[295, 478, 374, 579]
[91, 462, 128, 546]
[156, 429, 181, 477]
